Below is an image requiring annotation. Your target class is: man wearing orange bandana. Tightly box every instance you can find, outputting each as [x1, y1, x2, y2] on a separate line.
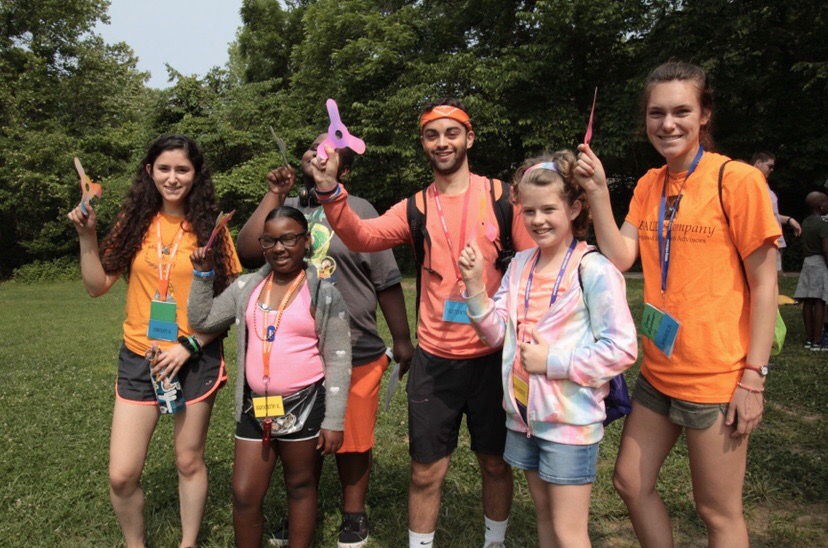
[309, 99, 534, 548]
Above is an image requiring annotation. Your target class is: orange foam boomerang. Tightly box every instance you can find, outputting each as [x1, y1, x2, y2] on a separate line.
[204, 210, 236, 252]
[74, 157, 102, 214]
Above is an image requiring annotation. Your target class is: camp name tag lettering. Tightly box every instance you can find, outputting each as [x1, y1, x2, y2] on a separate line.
[640, 303, 680, 358]
[148, 300, 178, 341]
[443, 300, 471, 324]
[252, 396, 285, 418]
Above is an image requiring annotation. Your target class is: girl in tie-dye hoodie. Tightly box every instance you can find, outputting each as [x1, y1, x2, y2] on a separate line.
[459, 150, 637, 546]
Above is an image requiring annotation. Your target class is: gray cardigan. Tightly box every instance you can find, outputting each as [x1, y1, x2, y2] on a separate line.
[187, 264, 352, 430]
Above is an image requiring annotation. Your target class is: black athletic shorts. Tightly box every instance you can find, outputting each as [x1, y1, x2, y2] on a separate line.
[406, 346, 507, 463]
[236, 380, 326, 442]
[116, 340, 227, 405]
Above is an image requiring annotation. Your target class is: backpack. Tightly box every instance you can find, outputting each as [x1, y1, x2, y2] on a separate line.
[406, 178, 516, 317]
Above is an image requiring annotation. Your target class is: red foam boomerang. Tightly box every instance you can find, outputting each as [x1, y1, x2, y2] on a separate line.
[316, 99, 366, 160]
[74, 157, 102, 215]
[584, 87, 598, 145]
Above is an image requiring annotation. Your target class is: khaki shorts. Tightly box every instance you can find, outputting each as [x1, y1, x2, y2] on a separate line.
[632, 374, 728, 430]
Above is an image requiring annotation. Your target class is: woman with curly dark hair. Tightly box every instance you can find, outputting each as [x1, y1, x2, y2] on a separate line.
[67, 134, 241, 547]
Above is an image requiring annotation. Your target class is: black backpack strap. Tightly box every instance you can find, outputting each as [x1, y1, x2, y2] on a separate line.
[717, 160, 735, 226]
[490, 178, 515, 272]
[406, 190, 430, 326]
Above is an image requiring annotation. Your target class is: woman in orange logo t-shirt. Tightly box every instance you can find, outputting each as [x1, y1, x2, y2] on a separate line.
[573, 62, 779, 547]
[67, 134, 241, 547]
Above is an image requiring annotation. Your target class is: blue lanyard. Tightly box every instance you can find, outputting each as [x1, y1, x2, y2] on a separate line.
[522, 238, 578, 340]
[657, 146, 704, 293]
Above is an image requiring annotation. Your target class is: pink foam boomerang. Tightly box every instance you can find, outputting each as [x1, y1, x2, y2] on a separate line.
[204, 210, 236, 252]
[584, 87, 598, 145]
[74, 157, 102, 215]
[316, 99, 366, 160]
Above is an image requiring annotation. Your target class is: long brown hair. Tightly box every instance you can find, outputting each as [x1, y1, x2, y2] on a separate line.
[99, 134, 234, 294]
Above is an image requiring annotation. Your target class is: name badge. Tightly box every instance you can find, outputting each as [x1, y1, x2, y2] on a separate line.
[641, 303, 680, 358]
[253, 395, 285, 418]
[513, 375, 529, 407]
[148, 299, 178, 341]
[442, 300, 471, 324]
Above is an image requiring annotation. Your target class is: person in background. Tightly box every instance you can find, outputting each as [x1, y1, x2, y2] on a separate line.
[751, 151, 801, 273]
[792, 191, 828, 350]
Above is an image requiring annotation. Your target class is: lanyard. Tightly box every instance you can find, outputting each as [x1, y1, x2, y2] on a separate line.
[522, 238, 578, 342]
[657, 147, 704, 294]
[155, 215, 187, 301]
[258, 270, 306, 398]
[431, 179, 472, 283]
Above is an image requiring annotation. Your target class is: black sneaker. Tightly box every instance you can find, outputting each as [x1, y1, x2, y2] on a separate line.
[337, 512, 369, 548]
[268, 521, 289, 546]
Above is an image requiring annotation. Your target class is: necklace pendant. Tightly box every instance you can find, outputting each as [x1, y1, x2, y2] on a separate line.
[266, 325, 276, 342]
[162, 246, 171, 255]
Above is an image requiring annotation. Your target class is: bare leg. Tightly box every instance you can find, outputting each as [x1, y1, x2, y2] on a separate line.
[278, 438, 323, 548]
[524, 471, 554, 548]
[233, 438, 278, 548]
[336, 450, 372, 513]
[686, 413, 750, 547]
[173, 393, 216, 548]
[408, 457, 450, 533]
[109, 400, 160, 548]
[613, 402, 682, 548]
[803, 298, 816, 342]
[477, 453, 513, 521]
[546, 482, 592, 547]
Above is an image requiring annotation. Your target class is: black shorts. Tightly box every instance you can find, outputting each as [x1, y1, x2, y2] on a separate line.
[116, 340, 227, 405]
[406, 347, 507, 463]
[236, 380, 326, 442]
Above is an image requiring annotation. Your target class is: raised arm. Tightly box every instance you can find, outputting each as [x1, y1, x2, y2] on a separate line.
[67, 203, 120, 297]
[236, 164, 296, 268]
[574, 144, 640, 271]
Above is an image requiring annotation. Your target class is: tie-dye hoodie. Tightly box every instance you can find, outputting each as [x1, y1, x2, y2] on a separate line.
[467, 242, 637, 444]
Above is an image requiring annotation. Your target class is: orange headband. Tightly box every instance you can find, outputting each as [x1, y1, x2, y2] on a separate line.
[419, 105, 473, 133]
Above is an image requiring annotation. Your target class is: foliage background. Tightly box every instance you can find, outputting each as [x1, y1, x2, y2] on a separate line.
[1, 0, 826, 278]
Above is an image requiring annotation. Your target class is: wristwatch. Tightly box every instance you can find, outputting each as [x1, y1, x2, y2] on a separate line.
[744, 364, 769, 377]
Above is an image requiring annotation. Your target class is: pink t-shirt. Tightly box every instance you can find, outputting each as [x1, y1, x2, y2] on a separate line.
[244, 280, 325, 396]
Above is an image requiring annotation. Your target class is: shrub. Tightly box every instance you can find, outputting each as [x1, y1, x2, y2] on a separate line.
[11, 257, 81, 283]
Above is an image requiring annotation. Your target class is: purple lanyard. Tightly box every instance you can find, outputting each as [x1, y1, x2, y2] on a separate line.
[522, 239, 578, 340]
[657, 146, 704, 293]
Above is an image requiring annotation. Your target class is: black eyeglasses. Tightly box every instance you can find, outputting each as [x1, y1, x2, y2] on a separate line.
[258, 232, 307, 249]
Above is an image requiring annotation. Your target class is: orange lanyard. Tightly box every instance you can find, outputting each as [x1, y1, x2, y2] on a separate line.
[155, 215, 187, 301]
[257, 270, 306, 397]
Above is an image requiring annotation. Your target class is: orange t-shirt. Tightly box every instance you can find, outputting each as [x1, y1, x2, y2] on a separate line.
[321, 174, 534, 359]
[625, 152, 780, 403]
[121, 212, 242, 356]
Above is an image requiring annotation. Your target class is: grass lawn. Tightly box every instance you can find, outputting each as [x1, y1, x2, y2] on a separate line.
[0, 276, 825, 547]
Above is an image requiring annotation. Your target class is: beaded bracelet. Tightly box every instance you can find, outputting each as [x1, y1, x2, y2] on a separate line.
[193, 269, 215, 278]
[737, 382, 764, 394]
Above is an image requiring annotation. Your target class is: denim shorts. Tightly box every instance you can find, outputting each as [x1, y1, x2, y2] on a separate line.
[633, 374, 727, 430]
[503, 429, 598, 485]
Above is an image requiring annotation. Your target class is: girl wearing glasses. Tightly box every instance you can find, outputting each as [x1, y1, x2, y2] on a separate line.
[575, 61, 779, 546]
[66, 134, 241, 547]
[188, 205, 352, 548]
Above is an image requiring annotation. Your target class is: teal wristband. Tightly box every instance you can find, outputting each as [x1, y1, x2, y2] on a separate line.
[193, 269, 215, 278]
